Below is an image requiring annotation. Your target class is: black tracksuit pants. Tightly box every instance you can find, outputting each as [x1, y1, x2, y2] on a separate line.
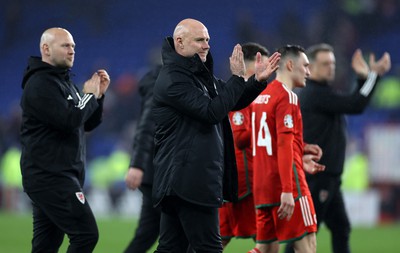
[27, 187, 98, 253]
[155, 196, 222, 253]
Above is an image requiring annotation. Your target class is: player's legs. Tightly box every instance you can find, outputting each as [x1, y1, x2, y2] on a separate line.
[28, 188, 99, 253]
[124, 185, 161, 253]
[324, 189, 351, 253]
[30, 200, 64, 253]
[249, 207, 279, 253]
[292, 232, 316, 253]
[252, 242, 279, 253]
[232, 195, 257, 239]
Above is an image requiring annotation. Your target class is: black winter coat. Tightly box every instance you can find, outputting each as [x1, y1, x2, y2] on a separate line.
[152, 37, 268, 207]
[299, 73, 379, 176]
[20, 57, 103, 192]
[129, 64, 162, 186]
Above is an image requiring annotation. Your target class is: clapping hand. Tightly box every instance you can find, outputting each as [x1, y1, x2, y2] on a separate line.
[352, 49, 391, 78]
[255, 51, 280, 82]
[229, 44, 246, 77]
[97, 69, 110, 98]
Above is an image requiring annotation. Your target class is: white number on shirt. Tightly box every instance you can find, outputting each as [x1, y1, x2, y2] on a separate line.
[252, 111, 272, 156]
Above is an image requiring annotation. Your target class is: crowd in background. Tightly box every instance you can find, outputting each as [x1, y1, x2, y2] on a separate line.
[1, 0, 400, 221]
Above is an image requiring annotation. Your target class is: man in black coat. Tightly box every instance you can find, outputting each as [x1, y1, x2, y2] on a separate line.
[284, 44, 391, 253]
[152, 18, 280, 253]
[124, 64, 162, 253]
[20, 27, 110, 253]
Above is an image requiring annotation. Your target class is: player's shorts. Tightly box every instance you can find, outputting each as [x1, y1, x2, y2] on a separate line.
[255, 195, 317, 244]
[219, 194, 256, 240]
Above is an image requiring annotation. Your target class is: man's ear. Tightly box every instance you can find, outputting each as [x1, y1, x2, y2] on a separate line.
[286, 59, 293, 71]
[176, 37, 184, 49]
[42, 44, 50, 56]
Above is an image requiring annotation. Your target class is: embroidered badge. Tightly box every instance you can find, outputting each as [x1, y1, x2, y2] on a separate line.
[284, 114, 293, 128]
[75, 192, 85, 204]
[232, 112, 244, 125]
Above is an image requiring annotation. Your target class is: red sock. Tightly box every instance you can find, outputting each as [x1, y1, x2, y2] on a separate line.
[247, 248, 261, 253]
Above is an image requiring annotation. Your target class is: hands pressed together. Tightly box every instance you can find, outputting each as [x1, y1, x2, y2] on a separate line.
[83, 69, 111, 98]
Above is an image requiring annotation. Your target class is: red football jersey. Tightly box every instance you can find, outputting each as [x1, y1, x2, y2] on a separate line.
[229, 106, 253, 199]
[251, 80, 310, 207]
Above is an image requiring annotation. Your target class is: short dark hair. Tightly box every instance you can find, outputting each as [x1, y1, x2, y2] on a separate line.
[277, 44, 305, 59]
[241, 42, 270, 61]
[306, 43, 334, 62]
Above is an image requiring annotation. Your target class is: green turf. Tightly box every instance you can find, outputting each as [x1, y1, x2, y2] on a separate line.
[0, 211, 399, 252]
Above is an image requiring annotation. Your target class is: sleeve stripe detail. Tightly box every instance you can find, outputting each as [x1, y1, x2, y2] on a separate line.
[359, 71, 378, 97]
[76, 94, 93, 110]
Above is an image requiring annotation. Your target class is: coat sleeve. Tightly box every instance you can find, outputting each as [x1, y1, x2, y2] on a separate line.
[129, 68, 159, 170]
[84, 96, 104, 132]
[311, 72, 379, 114]
[156, 71, 247, 124]
[23, 74, 100, 133]
[232, 75, 269, 111]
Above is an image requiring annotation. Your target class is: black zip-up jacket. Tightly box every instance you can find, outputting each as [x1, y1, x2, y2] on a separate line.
[152, 37, 269, 207]
[299, 72, 379, 176]
[20, 57, 104, 192]
[129, 64, 162, 186]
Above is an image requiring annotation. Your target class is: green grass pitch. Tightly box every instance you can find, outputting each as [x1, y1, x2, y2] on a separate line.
[0, 211, 399, 252]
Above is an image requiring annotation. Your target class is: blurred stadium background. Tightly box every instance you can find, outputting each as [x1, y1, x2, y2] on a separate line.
[1, 0, 400, 252]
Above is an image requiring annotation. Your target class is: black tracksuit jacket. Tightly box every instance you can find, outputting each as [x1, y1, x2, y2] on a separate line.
[299, 72, 379, 176]
[20, 57, 104, 192]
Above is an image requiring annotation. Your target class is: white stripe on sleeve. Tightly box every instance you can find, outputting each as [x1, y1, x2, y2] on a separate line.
[360, 71, 378, 97]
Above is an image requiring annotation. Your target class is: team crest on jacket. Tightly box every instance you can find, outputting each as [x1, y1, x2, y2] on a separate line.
[75, 192, 85, 204]
[284, 114, 293, 128]
[232, 111, 244, 125]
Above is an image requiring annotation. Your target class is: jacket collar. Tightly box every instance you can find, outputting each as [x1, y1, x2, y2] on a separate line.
[161, 37, 214, 75]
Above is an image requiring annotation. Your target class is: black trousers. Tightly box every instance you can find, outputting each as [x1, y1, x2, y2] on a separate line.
[27, 187, 98, 253]
[155, 196, 223, 253]
[284, 174, 351, 253]
[124, 185, 161, 253]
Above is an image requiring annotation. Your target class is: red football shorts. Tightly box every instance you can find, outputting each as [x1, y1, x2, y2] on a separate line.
[219, 195, 256, 240]
[255, 195, 317, 243]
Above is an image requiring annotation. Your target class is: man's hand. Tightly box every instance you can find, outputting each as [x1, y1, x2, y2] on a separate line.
[352, 49, 392, 78]
[255, 51, 280, 82]
[97, 69, 110, 98]
[351, 49, 369, 79]
[125, 167, 144, 190]
[83, 72, 100, 98]
[303, 154, 325, 175]
[277, 192, 295, 221]
[304, 143, 323, 161]
[369, 52, 391, 76]
[229, 44, 246, 77]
